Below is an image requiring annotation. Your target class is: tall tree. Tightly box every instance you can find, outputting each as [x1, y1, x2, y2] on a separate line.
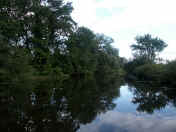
[131, 34, 167, 62]
[66, 27, 98, 75]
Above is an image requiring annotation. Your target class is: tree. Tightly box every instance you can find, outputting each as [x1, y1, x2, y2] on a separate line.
[131, 34, 167, 62]
[95, 34, 124, 81]
[0, 0, 125, 131]
[66, 27, 98, 75]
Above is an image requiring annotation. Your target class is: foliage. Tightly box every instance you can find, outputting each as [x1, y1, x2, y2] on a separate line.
[131, 34, 167, 62]
[162, 60, 176, 86]
[66, 27, 98, 75]
[125, 34, 172, 84]
[126, 59, 176, 87]
[0, 0, 123, 131]
[124, 57, 150, 76]
[133, 64, 165, 81]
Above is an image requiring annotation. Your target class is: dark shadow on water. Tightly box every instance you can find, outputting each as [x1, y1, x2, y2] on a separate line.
[1, 74, 176, 132]
[0, 75, 123, 132]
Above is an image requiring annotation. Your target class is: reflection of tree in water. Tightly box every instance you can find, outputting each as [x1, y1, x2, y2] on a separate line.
[0, 75, 122, 132]
[128, 82, 176, 114]
[163, 88, 176, 107]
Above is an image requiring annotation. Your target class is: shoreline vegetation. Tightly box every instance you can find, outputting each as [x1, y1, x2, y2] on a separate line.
[123, 34, 176, 87]
[0, 1, 124, 131]
[0, 0, 175, 131]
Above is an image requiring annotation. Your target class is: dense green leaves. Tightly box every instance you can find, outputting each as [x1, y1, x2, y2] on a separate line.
[0, 0, 123, 131]
[134, 64, 165, 81]
[131, 34, 167, 62]
[124, 34, 176, 90]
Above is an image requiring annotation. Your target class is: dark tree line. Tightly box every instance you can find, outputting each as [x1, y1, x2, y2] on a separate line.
[124, 34, 176, 87]
[0, 0, 123, 95]
[0, 0, 124, 131]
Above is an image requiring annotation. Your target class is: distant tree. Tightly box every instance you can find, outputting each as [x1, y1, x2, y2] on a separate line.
[131, 34, 167, 62]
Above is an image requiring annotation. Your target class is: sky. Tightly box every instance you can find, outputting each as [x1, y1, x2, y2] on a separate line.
[68, 0, 176, 60]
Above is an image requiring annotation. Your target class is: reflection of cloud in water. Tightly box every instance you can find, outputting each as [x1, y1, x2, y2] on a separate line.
[78, 111, 176, 132]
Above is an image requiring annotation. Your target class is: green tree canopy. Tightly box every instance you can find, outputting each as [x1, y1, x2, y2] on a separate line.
[131, 34, 167, 62]
[0, 0, 125, 131]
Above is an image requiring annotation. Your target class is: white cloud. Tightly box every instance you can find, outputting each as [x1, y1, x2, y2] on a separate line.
[78, 111, 176, 132]
[70, 0, 176, 60]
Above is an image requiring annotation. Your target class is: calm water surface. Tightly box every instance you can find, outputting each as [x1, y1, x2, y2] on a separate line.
[78, 84, 176, 132]
[1, 78, 176, 132]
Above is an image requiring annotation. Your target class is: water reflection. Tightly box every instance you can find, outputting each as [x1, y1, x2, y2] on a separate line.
[79, 85, 176, 132]
[79, 110, 176, 132]
[1, 75, 176, 132]
[0, 76, 122, 132]
[128, 82, 176, 114]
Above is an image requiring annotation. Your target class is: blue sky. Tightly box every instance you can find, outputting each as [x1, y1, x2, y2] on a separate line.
[68, 0, 176, 60]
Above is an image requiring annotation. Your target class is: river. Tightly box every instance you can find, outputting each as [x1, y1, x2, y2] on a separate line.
[1, 79, 176, 132]
[78, 84, 176, 132]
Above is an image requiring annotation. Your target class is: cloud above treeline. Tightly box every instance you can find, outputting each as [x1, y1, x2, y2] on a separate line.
[68, 0, 176, 60]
